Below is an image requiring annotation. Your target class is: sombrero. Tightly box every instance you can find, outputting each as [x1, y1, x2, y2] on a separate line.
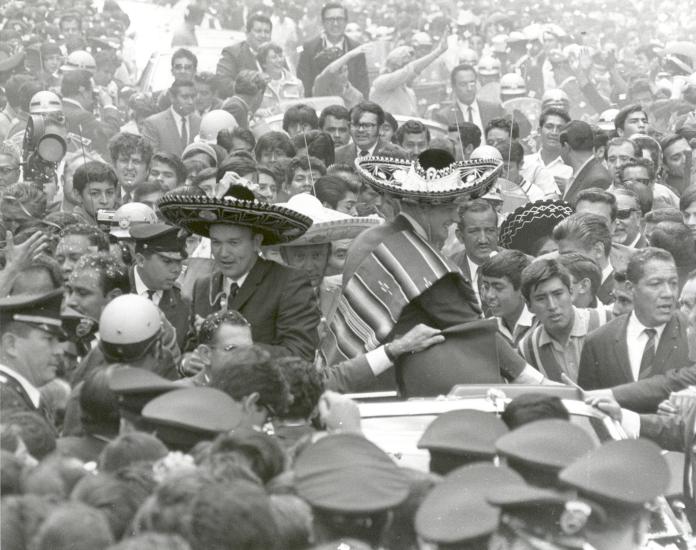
[273, 193, 382, 247]
[499, 199, 573, 256]
[355, 149, 502, 205]
[157, 194, 312, 245]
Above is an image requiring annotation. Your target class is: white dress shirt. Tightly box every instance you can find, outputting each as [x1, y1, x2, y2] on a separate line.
[133, 266, 162, 306]
[170, 106, 189, 141]
[625, 311, 667, 381]
[456, 99, 483, 134]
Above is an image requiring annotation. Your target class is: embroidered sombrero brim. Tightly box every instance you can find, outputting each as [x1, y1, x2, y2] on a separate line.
[157, 194, 312, 245]
[499, 199, 573, 256]
[354, 154, 502, 205]
[273, 217, 382, 247]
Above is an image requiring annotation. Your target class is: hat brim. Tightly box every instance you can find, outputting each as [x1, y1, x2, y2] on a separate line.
[157, 194, 313, 245]
[273, 217, 382, 247]
[354, 155, 502, 205]
[499, 199, 573, 256]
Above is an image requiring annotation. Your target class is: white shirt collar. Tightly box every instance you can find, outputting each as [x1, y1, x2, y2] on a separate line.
[225, 271, 250, 295]
[170, 106, 187, 126]
[627, 310, 667, 341]
[627, 233, 642, 248]
[0, 363, 41, 407]
[322, 33, 346, 49]
[601, 263, 613, 284]
[134, 266, 162, 304]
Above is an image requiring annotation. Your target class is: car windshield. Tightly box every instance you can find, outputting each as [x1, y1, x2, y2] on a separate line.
[138, 49, 220, 92]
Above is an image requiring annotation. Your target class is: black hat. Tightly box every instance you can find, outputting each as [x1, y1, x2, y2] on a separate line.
[0, 289, 65, 337]
[499, 199, 573, 256]
[130, 223, 188, 260]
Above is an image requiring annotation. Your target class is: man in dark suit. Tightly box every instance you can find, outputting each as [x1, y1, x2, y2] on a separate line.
[296, 2, 370, 98]
[129, 224, 191, 352]
[559, 120, 611, 204]
[334, 101, 406, 165]
[431, 64, 506, 137]
[215, 13, 270, 96]
[578, 247, 690, 391]
[141, 80, 201, 158]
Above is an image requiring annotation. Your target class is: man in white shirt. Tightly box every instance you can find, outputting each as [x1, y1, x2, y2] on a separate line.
[522, 107, 572, 195]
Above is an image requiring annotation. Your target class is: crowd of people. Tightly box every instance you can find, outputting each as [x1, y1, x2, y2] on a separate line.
[1, 0, 696, 548]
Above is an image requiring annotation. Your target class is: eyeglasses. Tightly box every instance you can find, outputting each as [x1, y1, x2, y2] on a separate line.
[623, 178, 651, 186]
[354, 122, 377, 130]
[173, 63, 194, 70]
[616, 208, 638, 219]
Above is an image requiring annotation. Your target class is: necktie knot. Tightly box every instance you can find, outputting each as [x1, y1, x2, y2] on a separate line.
[359, 149, 369, 157]
[146, 289, 156, 301]
[644, 328, 657, 339]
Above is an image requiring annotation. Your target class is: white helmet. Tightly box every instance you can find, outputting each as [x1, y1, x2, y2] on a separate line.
[196, 109, 238, 144]
[110, 202, 158, 238]
[597, 108, 620, 132]
[99, 295, 162, 360]
[458, 47, 478, 66]
[477, 55, 501, 76]
[29, 91, 63, 114]
[541, 88, 570, 110]
[61, 50, 96, 73]
[470, 145, 503, 162]
[412, 32, 433, 48]
[500, 73, 527, 96]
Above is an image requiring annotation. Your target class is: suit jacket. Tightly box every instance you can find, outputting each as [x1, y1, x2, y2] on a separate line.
[62, 99, 111, 158]
[129, 267, 191, 351]
[596, 271, 615, 305]
[563, 157, 611, 204]
[221, 95, 250, 129]
[430, 100, 506, 134]
[141, 109, 201, 157]
[322, 355, 378, 393]
[334, 139, 407, 166]
[613, 363, 696, 413]
[296, 35, 370, 98]
[578, 312, 691, 391]
[188, 257, 320, 361]
[215, 41, 260, 94]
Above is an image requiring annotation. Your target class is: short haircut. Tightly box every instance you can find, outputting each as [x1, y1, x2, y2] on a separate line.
[539, 107, 570, 128]
[4, 75, 36, 110]
[133, 180, 164, 201]
[486, 116, 520, 140]
[395, 119, 430, 146]
[660, 134, 687, 157]
[448, 122, 482, 149]
[256, 41, 283, 66]
[644, 207, 683, 225]
[71, 253, 129, 295]
[626, 246, 675, 284]
[321, 2, 348, 19]
[246, 12, 272, 32]
[649, 222, 695, 267]
[605, 136, 640, 160]
[98, 432, 168, 473]
[197, 310, 250, 346]
[572, 188, 618, 221]
[150, 151, 187, 185]
[207, 429, 285, 483]
[680, 184, 696, 212]
[520, 258, 572, 302]
[558, 251, 602, 296]
[1, 182, 47, 219]
[450, 63, 477, 88]
[479, 249, 531, 290]
[629, 134, 662, 169]
[614, 183, 652, 215]
[457, 198, 497, 229]
[274, 357, 325, 420]
[10, 255, 63, 294]
[171, 48, 198, 71]
[169, 79, 195, 97]
[234, 70, 267, 96]
[618, 156, 655, 181]
[210, 345, 290, 417]
[292, 130, 335, 166]
[350, 101, 385, 127]
[60, 69, 91, 97]
[285, 155, 327, 187]
[383, 112, 398, 133]
[4, 412, 56, 460]
[217, 154, 258, 181]
[218, 127, 256, 152]
[614, 103, 648, 131]
[60, 223, 110, 251]
[71, 161, 118, 194]
[495, 139, 524, 164]
[32, 502, 114, 550]
[319, 104, 350, 128]
[559, 122, 594, 151]
[258, 164, 281, 186]
[314, 175, 352, 209]
[501, 393, 569, 430]
[108, 132, 153, 165]
[552, 212, 613, 259]
[254, 131, 296, 161]
[283, 104, 319, 133]
[80, 367, 119, 435]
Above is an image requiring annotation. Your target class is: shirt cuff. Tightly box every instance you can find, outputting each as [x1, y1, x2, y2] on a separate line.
[514, 364, 546, 384]
[365, 346, 393, 376]
[621, 409, 641, 439]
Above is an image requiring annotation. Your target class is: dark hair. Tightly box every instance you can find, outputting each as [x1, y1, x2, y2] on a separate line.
[479, 249, 530, 290]
[255, 131, 296, 161]
[282, 104, 319, 133]
[486, 116, 520, 141]
[626, 246, 676, 284]
[618, 156, 655, 181]
[614, 104, 648, 132]
[208, 428, 285, 483]
[501, 393, 569, 429]
[450, 63, 477, 88]
[60, 69, 92, 97]
[217, 154, 258, 182]
[108, 132, 153, 166]
[210, 345, 290, 417]
[616, 181, 653, 215]
[319, 104, 350, 128]
[629, 134, 662, 170]
[552, 213, 613, 259]
[539, 107, 570, 128]
[80, 367, 119, 436]
[293, 130, 335, 167]
[151, 152, 187, 185]
[98, 432, 168, 473]
[194, 71, 216, 86]
[59, 12, 82, 29]
[605, 136, 640, 160]
[72, 253, 129, 295]
[457, 198, 497, 229]
[395, 119, 430, 146]
[321, 2, 348, 20]
[660, 134, 688, 158]
[350, 101, 385, 127]
[171, 48, 198, 71]
[4, 412, 56, 460]
[72, 161, 118, 194]
[256, 41, 284, 66]
[645, 207, 683, 225]
[197, 310, 250, 346]
[9, 254, 63, 294]
[572, 188, 618, 221]
[558, 251, 602, 296]
[218, 127, 256, 152]
[170, 79, 196, 96]
[285, 155, 327, 187]
[383, 112, 398, 133]
[495, 139, 524, 164]
[680, 184, 696, 212]
[60, 223, 110, 251]
[32, 502, 114, 550]
[649, 222, 695, 268]
[133, 180, 164, 202]
[106, 533, 192, 550]
[275, 357, 325, 420]
[520, 258, 573, 302]
[246, 12, 272, 32]
[234, 70, 267, 96]
[4, 75, 36, 110]
[314, 175, 352, 209]
[448, 122, 482, 149]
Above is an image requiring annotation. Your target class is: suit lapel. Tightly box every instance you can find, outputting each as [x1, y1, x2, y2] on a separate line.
[165, 110, 181, 153]
[614, 316, 634, 382]
[229, 258, 270, 311]
[654, 315, 680, 372]
[207, 271, 226, 310]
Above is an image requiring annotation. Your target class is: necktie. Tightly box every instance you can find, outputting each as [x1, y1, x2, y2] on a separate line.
[638, 328, 657, 379]
[146, 289, 156, 301]
[181, 116, 188, 147]
[359, 149, 369, 157]
[467, 105, 474, 123]
[222, 281, 239, 310]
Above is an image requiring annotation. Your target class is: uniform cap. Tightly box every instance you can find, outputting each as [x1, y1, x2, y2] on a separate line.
[0, 289, 64, 337]
[129, 223, 187, 260]
[294, 433, 410, 513]
[108, 366, 179, 415]
[417, 410, 508, 458]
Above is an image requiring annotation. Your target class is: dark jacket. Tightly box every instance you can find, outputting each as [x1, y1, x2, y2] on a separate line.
[430, 99, 506, 133]
[62, 99, 112, 159]
[296, 35, 370, 99]
[188, 257, 320, 361]
[215, 41, 260, 94]
[563, 157, 611, 204]
[334, 139, 407, 165]
[140, 108, 201, 158]
[613, 363, 696, 413]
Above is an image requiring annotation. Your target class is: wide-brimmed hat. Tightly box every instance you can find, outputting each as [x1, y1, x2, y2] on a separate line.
[499, 199, 573, 256]
[354, 149, 502, 205]
[157, 194, 312, 245]
[273, 193, 382, 247]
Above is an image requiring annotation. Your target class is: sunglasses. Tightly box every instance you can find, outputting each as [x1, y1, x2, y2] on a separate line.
[616, 208, 638, 219]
